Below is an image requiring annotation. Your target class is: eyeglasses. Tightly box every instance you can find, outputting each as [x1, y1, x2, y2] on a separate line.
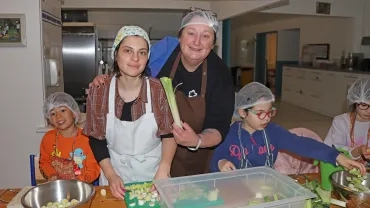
[187, 7, 217, 18]
[357, 103, 370, 110]
[247, 107, 277, 120]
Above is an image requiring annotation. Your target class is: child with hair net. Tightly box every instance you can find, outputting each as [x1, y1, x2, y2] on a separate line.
[39, 92, 100, 183]
[210, 82, 365, 174]
[325, 77, 370, 163]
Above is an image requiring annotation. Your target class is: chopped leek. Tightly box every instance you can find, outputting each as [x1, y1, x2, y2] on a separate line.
[315, 187, 331, 204]
[305, 199, 312, 208]
[347, 168, 370, 193]
[273, 194, 278, 201]
[160, 77, 182, 128]
[330, 199, 346, 207]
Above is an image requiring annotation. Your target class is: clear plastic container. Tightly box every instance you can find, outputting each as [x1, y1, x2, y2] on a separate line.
[153, 167, 316, 208]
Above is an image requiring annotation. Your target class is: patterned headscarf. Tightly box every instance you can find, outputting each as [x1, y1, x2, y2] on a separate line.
[111, 25, 151, 60]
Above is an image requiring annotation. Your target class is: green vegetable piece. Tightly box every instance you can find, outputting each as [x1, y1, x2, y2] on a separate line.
[273, 194, 278, 201]
[263, 196, 271, 202]
[315, 187, 331, 204]
[305, 199, 312, 208]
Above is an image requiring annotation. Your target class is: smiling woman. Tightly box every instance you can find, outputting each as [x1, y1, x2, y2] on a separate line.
[83, 26, 177, 200]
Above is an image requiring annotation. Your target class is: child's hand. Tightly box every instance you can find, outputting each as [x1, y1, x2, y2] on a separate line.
[352, 145, 370, 159]
[48, 175, 57, 182]
[218, 159, 236, 172]
[336, 154, 366, 176]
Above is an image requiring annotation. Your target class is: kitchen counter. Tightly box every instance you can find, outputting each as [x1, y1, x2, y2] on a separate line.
[0, 186, 126, 208]
[286, 64, 370, 75]
[0, 174, 343, 208]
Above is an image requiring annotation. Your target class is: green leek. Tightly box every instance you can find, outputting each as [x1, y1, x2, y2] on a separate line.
[160, 77, 182, 128]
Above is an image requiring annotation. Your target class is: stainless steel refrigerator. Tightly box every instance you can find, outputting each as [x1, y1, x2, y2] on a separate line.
[62, 23, 98, 101]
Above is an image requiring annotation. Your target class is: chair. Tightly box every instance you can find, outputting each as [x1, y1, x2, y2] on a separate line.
[274, 128, 322, 175]
[29, 154, 46, 186]
[93, 179, 99, 186]
[30, 154, 100, 186]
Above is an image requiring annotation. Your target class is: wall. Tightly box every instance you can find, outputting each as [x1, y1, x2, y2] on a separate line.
[0, 0, 45, 188]
[62, 0, 211, 10]
[277, 29, 300, 61]
[216, 21, 223, 58]
[276, 29, 300, 96]
[89, 10, 224, 63]
[262, 0, 365, 57]
[231, 13, 353, 66]
[88, 10, 183, 39]
[63, 0, 284, 20]
[42, 0, 64, 99]
[263, 0, 363, 17]
[361, 0, 370, 58]
[210, 0, 283, 20]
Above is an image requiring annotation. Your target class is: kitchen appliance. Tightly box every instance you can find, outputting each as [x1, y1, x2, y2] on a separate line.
[360, 58, 370, 71]
[62, 22, 98, 108]
[313, 147, 349, 191]
[346, 52, 364, 70]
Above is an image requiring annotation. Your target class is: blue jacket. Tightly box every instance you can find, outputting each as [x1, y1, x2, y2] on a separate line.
[210, 122, 340, 172]
[148, 36, 179, 78]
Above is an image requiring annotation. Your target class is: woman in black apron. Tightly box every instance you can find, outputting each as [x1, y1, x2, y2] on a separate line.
[89, 8, 235, 177]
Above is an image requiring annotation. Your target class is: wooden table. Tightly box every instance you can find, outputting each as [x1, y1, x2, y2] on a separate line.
[0, 186, 126, 208]
[0, 173, 342, 208]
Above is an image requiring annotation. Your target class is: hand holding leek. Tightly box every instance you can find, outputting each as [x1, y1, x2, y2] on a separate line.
[172, 122, 200, 147]
[160, 77, 200, 147]
[160, 77, 182, 128]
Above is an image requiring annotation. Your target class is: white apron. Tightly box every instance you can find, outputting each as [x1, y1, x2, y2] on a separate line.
[99, 77, 162, 185]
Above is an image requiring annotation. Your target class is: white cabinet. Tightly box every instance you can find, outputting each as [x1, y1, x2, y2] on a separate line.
[282, 66, 370, 118]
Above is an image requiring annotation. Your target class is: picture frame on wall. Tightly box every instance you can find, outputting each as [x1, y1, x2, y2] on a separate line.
[308, 43, 330, 60]
[316, 2, 331, 15]
[0, 13, 26, 47]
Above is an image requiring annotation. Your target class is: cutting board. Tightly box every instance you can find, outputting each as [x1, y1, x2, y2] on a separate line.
[6, 187, 33, 208]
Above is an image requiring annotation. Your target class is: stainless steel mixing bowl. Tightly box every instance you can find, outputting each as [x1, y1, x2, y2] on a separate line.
[330, 170, 370, 207]
[21, 180, 95, 208]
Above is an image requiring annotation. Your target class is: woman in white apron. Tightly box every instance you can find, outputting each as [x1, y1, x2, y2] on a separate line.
[83, 26, 177, 199]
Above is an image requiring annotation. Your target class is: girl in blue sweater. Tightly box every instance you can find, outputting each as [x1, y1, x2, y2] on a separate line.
[210, 82, 366, 174]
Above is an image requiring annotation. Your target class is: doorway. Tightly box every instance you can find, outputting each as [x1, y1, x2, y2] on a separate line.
[254, 31, 277, 94]
[266, 32, 278, 94]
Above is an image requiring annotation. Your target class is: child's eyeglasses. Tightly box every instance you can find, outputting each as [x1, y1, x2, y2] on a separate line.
[187, 7, 217, 18]
[357, 103, 370, 110]
[247, 107, 277, 120]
